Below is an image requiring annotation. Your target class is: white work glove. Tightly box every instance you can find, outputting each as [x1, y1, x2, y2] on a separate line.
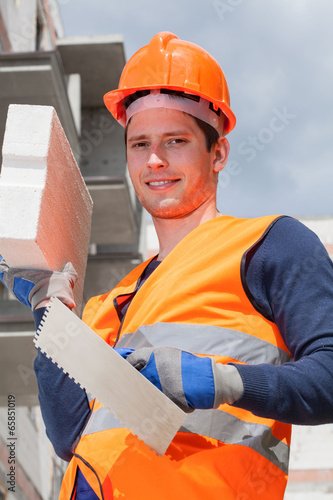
[0, 256, 77, 310]
[117, 346, 244, 413]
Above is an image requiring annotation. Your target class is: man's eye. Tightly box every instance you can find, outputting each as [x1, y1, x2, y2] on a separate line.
[133, 142, 148, 148]
[170, 138, 186, 144]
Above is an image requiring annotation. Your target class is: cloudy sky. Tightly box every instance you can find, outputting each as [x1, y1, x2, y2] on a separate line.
[58, 0, 333, 219]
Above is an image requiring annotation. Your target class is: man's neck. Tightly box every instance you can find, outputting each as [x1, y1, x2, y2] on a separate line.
[153, 203, 221, 261]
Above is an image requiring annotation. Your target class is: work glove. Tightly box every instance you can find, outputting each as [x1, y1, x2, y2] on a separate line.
[116, 346, 244, 413]
[0, 256, 77, 310]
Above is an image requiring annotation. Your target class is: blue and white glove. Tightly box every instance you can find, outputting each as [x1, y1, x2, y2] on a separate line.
[0, 256, 77, 310]
[116, 346, 244, 413]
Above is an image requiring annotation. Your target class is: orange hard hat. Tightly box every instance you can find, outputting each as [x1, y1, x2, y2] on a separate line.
[104, 32, 236, 135]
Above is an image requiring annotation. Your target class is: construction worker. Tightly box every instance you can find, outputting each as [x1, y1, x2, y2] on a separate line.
[1, 32, 333, 499]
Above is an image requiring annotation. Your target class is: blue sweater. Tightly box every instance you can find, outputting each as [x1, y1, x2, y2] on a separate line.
[33, 216, 333, 467]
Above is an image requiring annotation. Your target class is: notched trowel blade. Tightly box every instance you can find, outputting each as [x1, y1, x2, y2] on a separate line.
[34, 297, 186, 455]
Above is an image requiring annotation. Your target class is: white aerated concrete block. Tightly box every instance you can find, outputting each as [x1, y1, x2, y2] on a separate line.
[0, 104, 93, 315]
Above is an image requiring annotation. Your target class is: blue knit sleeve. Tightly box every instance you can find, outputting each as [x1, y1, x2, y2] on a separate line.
[234, 216, 333, 424]
[33, 307, 91, 461]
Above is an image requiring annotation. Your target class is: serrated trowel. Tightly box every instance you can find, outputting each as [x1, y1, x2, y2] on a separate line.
[34, 297, 186, 455]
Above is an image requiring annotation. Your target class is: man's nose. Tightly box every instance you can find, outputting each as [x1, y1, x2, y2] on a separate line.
[147, 152, 168, 169]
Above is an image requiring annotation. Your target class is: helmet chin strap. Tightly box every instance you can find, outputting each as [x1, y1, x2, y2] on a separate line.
[125, 90, 224, 136]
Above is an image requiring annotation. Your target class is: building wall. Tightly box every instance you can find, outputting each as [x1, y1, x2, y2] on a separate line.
[0, 3, 69, 499]
[0, 0, 58, 53]
[0, 404, 66, 500]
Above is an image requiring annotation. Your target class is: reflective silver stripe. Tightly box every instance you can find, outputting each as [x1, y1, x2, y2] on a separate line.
[180, 409, 289, 474]
[82, 405, 122, 437]
[117, 323, 292, 366]
[82, 405, 289, 473]
[87, 393, 95, 403]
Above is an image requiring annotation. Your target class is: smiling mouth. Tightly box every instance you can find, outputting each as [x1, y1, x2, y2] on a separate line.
[147, 180, 180, 186]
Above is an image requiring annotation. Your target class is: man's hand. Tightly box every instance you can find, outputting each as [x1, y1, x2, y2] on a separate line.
[116, 346, 244, 412]
[0, 257, 77, 310]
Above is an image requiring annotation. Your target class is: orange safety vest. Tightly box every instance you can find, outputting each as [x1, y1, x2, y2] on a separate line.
[60, 215, 292, 500]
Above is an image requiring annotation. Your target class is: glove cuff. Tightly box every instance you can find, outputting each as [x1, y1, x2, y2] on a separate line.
[29, 263, 77, 310]
[212, 362, 244, 408]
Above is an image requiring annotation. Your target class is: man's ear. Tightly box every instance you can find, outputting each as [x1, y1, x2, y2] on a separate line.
[212, 136, 230, 173]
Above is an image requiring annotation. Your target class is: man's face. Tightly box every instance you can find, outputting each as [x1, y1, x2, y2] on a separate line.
[126, 107, 228, 220]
